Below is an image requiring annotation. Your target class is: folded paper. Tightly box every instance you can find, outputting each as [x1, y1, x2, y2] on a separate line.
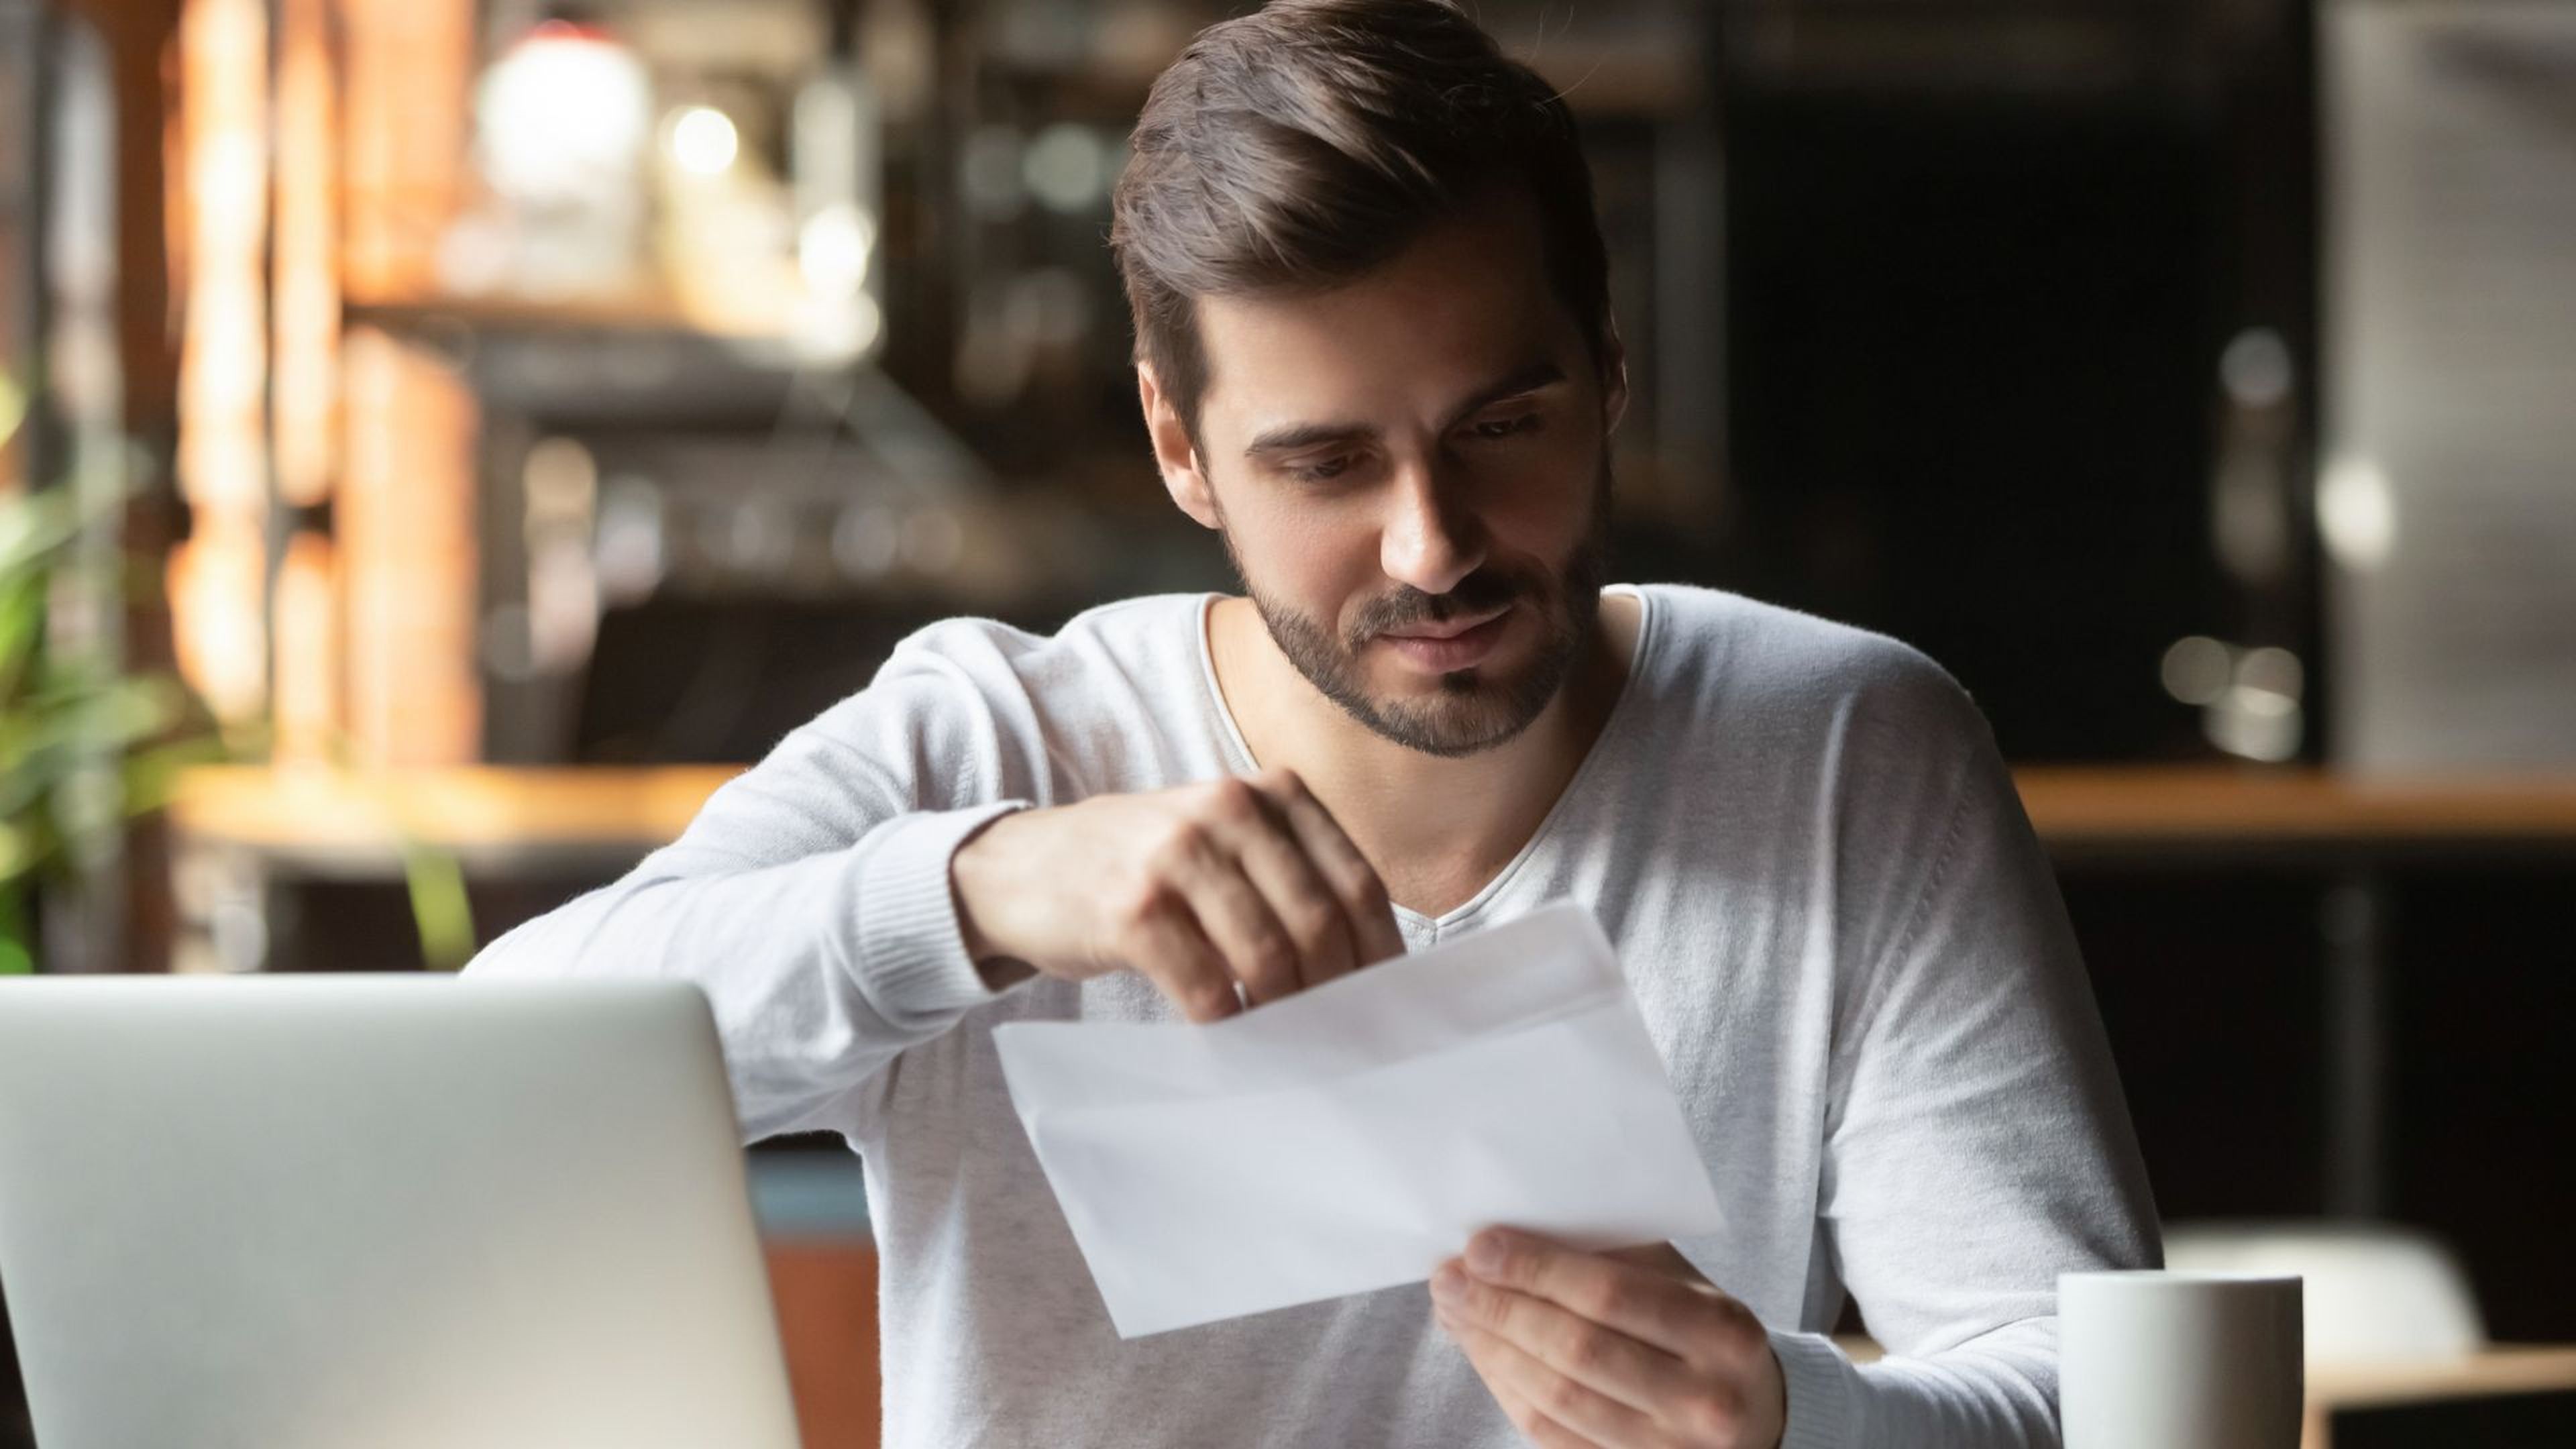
[993, 902, 1726, 1338]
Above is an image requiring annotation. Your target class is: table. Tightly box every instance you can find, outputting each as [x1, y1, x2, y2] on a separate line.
[1847, 1336, 2576, 1446]
[2305, 1345, 2576, 1446]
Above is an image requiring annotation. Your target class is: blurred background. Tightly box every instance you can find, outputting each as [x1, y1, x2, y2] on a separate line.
[3, 0, 2573, 1444]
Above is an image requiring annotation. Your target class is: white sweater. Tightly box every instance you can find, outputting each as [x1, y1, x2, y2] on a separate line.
[466, 584, 2158, 1448]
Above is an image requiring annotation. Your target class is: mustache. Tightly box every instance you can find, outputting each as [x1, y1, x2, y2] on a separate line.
[1344, 568, 1533, 646]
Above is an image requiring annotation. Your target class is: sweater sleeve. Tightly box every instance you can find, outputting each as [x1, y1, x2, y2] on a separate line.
[1778, 660, 2162, 1447]
[462, 626, 1046, 1143]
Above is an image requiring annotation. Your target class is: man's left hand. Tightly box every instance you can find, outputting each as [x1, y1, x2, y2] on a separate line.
[1430, 1228, 1787, 1449]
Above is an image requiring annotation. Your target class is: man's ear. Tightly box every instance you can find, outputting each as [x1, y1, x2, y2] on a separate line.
[1138, 363, 1220, 530]
[1598, 319, 1631, 438]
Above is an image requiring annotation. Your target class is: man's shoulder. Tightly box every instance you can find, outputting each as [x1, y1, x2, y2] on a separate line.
[879, 593, 1206, 680]
[1635, 584, 1963, 702]
[851, 594, 1214, 743]
[1625, 583, 1991, 763]
[775, 594, 1211, 797]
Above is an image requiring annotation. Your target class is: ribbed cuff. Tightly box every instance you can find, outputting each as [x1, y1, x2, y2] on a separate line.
[852, 801, 1032, 1026]
[1770, 1329, 1862, 1449]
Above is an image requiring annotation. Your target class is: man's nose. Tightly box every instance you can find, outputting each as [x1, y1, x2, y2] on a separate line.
[1378, 462, 1487, 598]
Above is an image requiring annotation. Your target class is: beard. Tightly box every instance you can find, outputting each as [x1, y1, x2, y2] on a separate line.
[1224, 455, 1613, 759]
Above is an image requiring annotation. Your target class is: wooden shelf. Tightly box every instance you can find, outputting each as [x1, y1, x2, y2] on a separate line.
[2016, 765, 2576, 863]
[343, 289, 784, 341]
[168, 764, 743, 875]
[168, 763, 2576, 877]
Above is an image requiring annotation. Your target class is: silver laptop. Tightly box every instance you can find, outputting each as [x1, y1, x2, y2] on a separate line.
[0, 975, 802, 1449]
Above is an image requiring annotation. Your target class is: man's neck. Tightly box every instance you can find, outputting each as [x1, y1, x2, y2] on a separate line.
[1207, 590, 1642, 919]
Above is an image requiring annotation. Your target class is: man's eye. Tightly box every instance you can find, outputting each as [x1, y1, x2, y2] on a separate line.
[1287, 455, 1354, 482]
[1468, 413, 1542, 441]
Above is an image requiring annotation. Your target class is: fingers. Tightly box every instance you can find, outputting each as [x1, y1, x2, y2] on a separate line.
[1156, 803, 1308, 1007]
[1180, 771, 1399, 1000]
[1440, 1238, 1784, 1448]
[1256, 769, 1406, 969]
[1434, 1260, 1699, 1418]
[1465, 1230, 1741, 1364]
[1108, 879, 1242, 1023]
[1212, 781, 1362, 990]
[1440, 1300, 1564, 1440]
[1442, 1318, 1628, 1448]
[1469, 1364, 1557, 1447]
[1112, 769, 1405, 1019]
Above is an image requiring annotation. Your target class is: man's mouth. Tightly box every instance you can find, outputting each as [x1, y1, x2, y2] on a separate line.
[1382, 606, 1512, 642]
[1376, 606, 1515, 672]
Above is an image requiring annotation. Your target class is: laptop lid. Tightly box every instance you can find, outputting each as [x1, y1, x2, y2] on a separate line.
[0, 975, 802, 1449]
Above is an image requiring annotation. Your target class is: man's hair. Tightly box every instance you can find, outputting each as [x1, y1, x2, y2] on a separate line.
[1110, 0, 1611, 443]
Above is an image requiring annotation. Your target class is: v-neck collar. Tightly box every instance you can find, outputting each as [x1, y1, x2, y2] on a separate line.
[1191, 585, 1660, 932]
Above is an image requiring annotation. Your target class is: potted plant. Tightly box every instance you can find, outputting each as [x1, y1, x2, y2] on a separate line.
[0, 468, 215, 975]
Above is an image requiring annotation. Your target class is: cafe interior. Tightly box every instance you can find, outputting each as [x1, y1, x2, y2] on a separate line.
[3, 0, 2573, 1444]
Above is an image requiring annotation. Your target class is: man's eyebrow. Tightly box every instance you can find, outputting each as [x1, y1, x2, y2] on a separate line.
[1244, 419, 1375, 460]
[1440, 360, 1566, 428]
[1240, 360, 1569, 461]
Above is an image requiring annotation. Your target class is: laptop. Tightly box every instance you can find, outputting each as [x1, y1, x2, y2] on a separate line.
[0, 975, 803, 1449]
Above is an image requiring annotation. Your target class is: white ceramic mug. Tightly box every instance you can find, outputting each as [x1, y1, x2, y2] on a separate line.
[2059, 1270, 2304, 1449]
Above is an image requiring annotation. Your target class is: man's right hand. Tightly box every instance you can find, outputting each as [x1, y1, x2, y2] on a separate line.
[949, 767, 1406, 1021]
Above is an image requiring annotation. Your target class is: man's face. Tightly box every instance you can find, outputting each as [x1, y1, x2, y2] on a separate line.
[1156, 189, 1625, 758]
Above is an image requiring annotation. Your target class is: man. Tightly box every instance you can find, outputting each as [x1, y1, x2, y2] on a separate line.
[466, 1, 2157, 1444]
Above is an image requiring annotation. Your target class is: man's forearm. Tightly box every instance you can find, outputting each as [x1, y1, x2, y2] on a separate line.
[465, 802, 1025, 1140]
[1772, 1322, 2060, 1449]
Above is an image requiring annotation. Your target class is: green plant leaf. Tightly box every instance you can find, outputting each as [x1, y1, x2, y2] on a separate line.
[0, 678, 186, 823]
[0, 448, 219, 967]
[0, 574, 44, 698]
[400, 841, 478, 973]
[0, 488, 83, 585]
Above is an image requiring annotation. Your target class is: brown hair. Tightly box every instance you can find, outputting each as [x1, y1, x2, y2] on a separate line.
[1110, 0, 1611, 443]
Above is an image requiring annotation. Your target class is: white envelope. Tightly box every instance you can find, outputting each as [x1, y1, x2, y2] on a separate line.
[991, 902, 1726, 1338]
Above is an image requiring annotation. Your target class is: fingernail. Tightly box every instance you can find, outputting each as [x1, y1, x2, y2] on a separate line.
[1430, 1263, 1468, 1302]
[1466, 1230, 1511, 1276]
